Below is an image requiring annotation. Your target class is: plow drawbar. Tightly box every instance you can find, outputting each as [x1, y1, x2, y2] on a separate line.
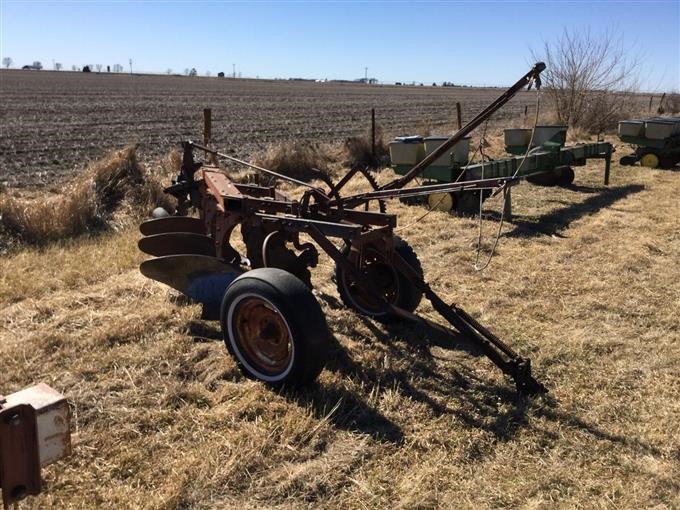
[138, 63, 549, 395]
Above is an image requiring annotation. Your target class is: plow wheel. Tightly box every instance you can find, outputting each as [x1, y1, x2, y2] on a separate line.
[358, 168, 387, 214]
[320, 165, 387, 213]
[220, 268, 330, 386]
[336, 237, 423, 322]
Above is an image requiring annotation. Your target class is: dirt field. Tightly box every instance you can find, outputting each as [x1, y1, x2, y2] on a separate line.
[0, 69, 538, 189]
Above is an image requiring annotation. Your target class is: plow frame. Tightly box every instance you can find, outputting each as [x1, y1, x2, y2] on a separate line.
[142, 139, 546, 394]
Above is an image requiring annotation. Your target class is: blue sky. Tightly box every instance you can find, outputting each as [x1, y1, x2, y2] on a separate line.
[1, 0, 678, 90]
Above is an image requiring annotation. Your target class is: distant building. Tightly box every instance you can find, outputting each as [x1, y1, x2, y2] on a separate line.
[22, 62, 43, 70]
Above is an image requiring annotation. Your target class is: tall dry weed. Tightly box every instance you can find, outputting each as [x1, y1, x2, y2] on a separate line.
[0, 145, 173, 249]
[343, 125, 388, 167]
[251, 141, 334, 182]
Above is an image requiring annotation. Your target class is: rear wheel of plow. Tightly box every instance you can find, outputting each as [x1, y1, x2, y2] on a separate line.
[335, 237, 423, 323]
[220, 268, 330, 387]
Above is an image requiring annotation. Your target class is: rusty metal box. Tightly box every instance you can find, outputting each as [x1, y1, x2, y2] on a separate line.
[2, 383, 71, 466]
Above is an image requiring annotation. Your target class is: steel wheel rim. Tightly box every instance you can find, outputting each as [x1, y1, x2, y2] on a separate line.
[230, 296, 293, 376]
[342, 248, 400, 314]
[428, 192, 454, 212]
[640, 153, 659, 168]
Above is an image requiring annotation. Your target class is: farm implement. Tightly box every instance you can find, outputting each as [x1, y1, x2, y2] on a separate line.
[138, 63, 549, 395]
[390, 126, 613, 213]
[618, 117, 680, 169]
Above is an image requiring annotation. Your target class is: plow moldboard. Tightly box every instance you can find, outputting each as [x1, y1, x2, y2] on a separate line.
[140, 254, 241, 305]
[138, 233, 215, 257]
[139, 216, 205, 236]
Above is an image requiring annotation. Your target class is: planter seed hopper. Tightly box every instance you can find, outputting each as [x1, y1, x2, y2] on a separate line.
[138, 63, 550, 395]
[390, 126, 613, 213]
[618, 117, 680, 169]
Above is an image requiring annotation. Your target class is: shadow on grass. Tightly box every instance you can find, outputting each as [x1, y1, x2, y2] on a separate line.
[180, 298, 661, 456]
[314, 313, 662, 457]
[307, 315, 540, 443]
[485, 183, 645, 238]
[287, 377, 406, 445]
[186, 320, 222, 342]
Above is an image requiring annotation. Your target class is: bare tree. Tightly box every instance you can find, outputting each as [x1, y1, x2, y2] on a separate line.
[55, 62, 62, 71]
[2, 57, 12, 69]
[166, 68, 172, 75]
[113, 63, 123, 73]
[96, 64, 102, 72]
[32, 61, 43, 70]
[532, 28, 640, 133]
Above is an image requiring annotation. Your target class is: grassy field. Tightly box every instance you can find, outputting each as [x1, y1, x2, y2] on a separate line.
[1, 137, 678, 508]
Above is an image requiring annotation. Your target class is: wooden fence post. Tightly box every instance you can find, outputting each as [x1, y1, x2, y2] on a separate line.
[203, 108, 212, 146]
[371, 108, 376, 161]
[456, 102, 462, 130]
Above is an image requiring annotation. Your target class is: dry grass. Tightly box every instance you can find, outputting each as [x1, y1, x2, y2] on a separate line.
[250, 141, 336, 182]
[343, 126, 389, 167]
[0, 146, 172, 250]
[1, 138, 679, 508]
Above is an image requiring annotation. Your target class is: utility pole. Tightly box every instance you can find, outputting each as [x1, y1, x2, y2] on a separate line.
[129, 58, 133, 75]
[232, 63, 236, 79]
[364, 66, 368, 83]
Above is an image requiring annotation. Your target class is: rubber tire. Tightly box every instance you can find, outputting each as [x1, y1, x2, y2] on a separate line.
[335, 236, 423, 323]
[557, 167, 575, 187]
[619, 155, 637, 166]
[220, 268, 329, 387]
[527, 173, 559, 187]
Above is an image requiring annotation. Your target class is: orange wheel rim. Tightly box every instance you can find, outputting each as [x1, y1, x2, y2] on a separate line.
[232, 297, 292, 375]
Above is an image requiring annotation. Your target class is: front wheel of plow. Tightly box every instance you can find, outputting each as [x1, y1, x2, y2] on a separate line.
[220, 268, 330, 387]
[335, 237, 423, 323]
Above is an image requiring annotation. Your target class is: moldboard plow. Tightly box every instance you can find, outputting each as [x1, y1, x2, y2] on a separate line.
[138, 63, 549, 395]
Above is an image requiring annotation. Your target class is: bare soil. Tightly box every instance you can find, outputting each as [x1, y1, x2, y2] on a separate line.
[0, 70, 537, 188]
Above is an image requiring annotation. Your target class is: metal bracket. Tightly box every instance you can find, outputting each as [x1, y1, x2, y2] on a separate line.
[0, 404, 41, 508]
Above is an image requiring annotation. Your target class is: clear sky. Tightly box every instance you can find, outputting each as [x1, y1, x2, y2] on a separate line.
[1, 0, 678, 91]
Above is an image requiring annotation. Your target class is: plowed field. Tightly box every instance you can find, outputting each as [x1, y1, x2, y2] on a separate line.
[0, 70, 536, 188]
